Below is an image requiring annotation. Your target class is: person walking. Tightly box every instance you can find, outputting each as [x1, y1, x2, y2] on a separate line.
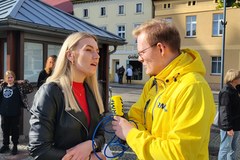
[126, 66, 133, 84]
[112, 18, 215, 160]
[29, 32, 106, 160]
[117, 66, 125, 84]
[218, 69, 240, 160]
[0, 70, 33, 155]
[37, 54, 57, 89]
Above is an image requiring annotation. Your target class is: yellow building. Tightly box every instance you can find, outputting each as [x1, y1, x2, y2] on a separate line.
[153, 0, 240, 90]
[73, 0, 240, 89]
[73, 0, 153, 84]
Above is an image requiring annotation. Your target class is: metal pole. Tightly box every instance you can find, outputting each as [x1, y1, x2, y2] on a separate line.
[220, 0, 227, 89]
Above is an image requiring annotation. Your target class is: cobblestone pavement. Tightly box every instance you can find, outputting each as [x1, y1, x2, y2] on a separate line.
[0, 83, 239, 160]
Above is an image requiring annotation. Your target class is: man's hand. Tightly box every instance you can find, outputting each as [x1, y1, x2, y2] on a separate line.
[112, 116, 135, 140]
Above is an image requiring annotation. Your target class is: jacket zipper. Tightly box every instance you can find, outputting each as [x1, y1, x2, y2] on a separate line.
[144, 99, 150, 126]
[66, 111, 89, 136]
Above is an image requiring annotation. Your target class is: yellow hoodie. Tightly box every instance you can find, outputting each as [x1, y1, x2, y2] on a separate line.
[127, 49, 216, 160]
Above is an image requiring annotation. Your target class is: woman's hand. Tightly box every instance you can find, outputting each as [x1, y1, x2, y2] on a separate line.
[89, 152, 106, 160]
[227, 129, 234, 137]
[112, 116, 134, 140]
[62, 140, 92, 160]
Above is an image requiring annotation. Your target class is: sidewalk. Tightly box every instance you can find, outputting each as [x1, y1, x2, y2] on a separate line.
[0, 120, 32, 160]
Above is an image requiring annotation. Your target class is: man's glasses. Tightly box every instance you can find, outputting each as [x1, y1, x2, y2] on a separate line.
[137, 43, 158, 57]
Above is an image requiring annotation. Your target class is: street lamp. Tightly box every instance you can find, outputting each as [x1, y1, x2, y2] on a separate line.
[220, 0, 227, 89]
[220, 0, 237, 89]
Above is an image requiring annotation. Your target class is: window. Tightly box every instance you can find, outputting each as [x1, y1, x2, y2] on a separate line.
[211, 56, 221, 74]
[134, 24, 141, 43]
[48, 44, 61, 57]
[163, 3, 171, 9]
[83, 9, 88, 17]
[117, 25, 125, 38]
[186, 16, 196, 37]
[212, 13, 223, 36]
[136, 3, 142, 13]
[24, 42, 43, 82]
[118, 5, 124, 15]
[188, 1, 196, 6]
[100, 7, 106, 16]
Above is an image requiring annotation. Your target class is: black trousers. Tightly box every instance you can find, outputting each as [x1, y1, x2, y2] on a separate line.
[1, 115, 20, 146]
[118, 75, 123, 84]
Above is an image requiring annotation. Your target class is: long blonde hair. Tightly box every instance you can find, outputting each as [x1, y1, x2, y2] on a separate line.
[47, 32, 104, 114]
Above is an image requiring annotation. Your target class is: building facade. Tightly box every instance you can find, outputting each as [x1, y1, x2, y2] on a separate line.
[153, 0, 240, 90]
[73, 0, 240, 90]
[73, 0, 153, 84]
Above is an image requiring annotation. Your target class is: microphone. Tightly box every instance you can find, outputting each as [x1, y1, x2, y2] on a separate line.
[110, 95, 124, 117]
[110, 95, 127, 145]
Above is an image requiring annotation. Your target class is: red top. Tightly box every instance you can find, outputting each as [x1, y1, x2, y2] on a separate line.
[72, 82, 90, 126]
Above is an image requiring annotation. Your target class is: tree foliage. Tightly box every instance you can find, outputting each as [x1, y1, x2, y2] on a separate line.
[216, 0, 240, 9]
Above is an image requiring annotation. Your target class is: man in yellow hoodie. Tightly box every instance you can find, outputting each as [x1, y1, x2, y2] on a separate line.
[112, 18, 216, 160]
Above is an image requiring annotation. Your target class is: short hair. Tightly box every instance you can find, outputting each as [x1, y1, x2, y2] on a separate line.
[132, 18, 181, 53]
[224, 69, 240, 84]
[4, 70, 16, 81]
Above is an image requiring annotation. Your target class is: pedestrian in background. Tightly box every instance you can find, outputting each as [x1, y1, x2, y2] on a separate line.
[112, 18, 215, 159]
[0, 70, 33, 155]
[133, 68, 139, 80]
[117, 65, 125, 84]
[29, 32, 106, 160]
[37, 54, 57, 89]
[126, 65, 133, 84]
[218, 69, 240, 160]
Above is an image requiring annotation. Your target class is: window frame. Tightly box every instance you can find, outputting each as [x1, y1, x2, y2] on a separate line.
[100, 7, 106, 16]
[117, 25, 126, 39]
[83, 8, 88, 18]
[211, 56, 222, 75]
[133, 23, 141, 43]
[186, 15, 197, 37]
[212, 13, 223, 36]
[136, 3, 143, 13]
[118, 5, 125, 15]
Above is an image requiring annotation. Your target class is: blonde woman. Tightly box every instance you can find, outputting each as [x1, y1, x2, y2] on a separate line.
[29, 32, 106, 160]
[218, 69, 240, 160]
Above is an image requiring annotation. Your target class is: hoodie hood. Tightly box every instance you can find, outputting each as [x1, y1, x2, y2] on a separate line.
[155, 48, 206, 83]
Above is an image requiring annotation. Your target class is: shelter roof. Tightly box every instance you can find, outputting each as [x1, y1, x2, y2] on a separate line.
[0, 0, 126, 45]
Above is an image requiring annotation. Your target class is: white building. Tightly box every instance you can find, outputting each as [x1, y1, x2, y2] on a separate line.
[73, 0, 153, 84]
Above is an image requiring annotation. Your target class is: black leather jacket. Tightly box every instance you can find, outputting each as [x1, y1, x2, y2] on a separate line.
[28, 82, 105, 160]
[218, 83, 240, 131]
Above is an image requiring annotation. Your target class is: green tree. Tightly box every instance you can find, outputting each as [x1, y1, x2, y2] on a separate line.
[217, 0, 240, 8]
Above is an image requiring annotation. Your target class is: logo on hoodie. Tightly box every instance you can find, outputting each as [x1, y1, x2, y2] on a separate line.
[158, 102, 167, 112]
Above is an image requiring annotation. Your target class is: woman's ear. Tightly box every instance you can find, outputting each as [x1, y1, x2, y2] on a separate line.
[67, 50, 75, 64]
